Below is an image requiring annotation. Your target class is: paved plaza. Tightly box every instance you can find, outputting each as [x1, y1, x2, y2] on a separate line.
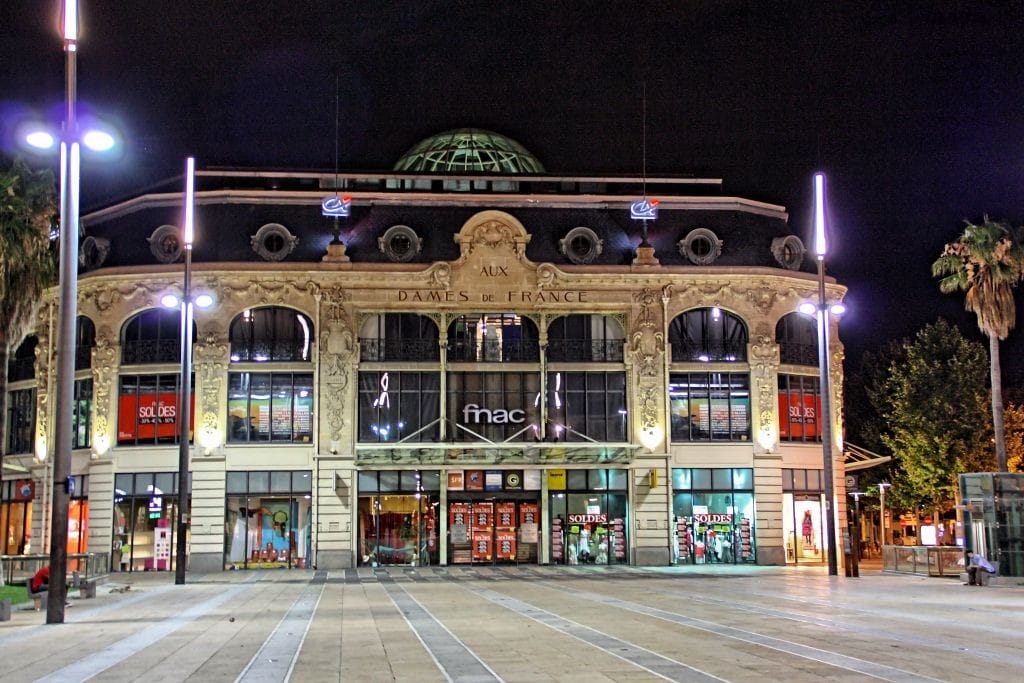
[1, 562, 1020, 682]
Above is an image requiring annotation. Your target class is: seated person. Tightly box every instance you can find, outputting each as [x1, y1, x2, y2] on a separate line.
[30, 565, 50, 594]
[966, 549, 995, 585]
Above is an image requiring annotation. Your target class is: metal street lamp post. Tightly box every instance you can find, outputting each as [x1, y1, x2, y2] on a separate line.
[175, 157, 196, 585]
[44, 0, 82, 625]
[812, 172, 839, 577]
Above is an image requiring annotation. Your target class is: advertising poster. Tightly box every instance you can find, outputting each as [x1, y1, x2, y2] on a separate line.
[472, 531, 492, 561]
[778, 393, 820, 439]
[472, 502, 494, 530]
[484, 471, 503, 491]
[495, 501, 516, 528]
[449, 502, 470, 544]
[447, 471, 465, 491]
[118, 391, 195, 443]
[547, 469, 566, 491]
[465, 470, 484, 491]
[496, 530, 516, 560]
[523, 469, 542, 490]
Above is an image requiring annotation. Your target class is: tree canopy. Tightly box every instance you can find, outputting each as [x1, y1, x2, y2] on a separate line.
[874, 319, 995, 511]
[0, 154, 57, 351]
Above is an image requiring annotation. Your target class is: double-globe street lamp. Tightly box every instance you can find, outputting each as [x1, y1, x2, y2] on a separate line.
[159, 158, 213, 584]
[23, 0, 118, 624]
[798, 172, 845, 577]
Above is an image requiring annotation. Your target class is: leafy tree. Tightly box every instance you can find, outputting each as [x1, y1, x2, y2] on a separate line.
[877, 320, 994, 512]
[0, 155, 57, 446]
[933, 217, 1024, 472]
[1003, 403, 1024, 473]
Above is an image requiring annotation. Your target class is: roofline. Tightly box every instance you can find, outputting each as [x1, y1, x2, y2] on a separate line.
[196, 168, 725, 186]
[82, 189, 788, 225]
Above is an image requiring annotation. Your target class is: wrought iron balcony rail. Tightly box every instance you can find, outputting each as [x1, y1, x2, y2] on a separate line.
[359, 338, 439, 362]
[121, 339, 182, 365]
[779, 342, 819, 366]
[671, 341, 748, 363]
[545, 338, 624, 362]
[446, 339, 540, 363]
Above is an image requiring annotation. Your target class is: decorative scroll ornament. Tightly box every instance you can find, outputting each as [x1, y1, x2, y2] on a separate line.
[630, 288, 664, 378]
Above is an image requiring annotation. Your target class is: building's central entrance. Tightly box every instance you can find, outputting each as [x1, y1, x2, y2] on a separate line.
[448, 494, 539, 565]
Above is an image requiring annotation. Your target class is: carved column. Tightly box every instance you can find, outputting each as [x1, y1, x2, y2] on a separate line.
[629, 288, 665, 447]
[193, 329, 229, 453]
[749, 322, 781, 454]
[318, 287, 354, 452]
[90, 331, 118, 457]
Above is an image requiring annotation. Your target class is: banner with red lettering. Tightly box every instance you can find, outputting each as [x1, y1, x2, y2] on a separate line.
[495, 502, 516, 529]
[496, 530, 516, 560]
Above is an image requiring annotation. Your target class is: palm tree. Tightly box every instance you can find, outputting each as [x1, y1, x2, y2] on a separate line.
[0, 155, 57, 448]
[932, 217, 1024, 472]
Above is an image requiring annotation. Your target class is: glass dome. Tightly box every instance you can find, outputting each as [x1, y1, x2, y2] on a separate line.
[393, 128, 545, 174]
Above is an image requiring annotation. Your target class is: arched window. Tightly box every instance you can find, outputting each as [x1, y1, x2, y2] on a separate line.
[547, 315, 624, 362]
[7, 335, 38, 383]
[776, 313, 818, 366]
[359, 313, 439, 362]
[229, 307, 314, 362]
[76, 316, 96, 370]
[447, 314, 539, 362]
[121, 309, 190, 365]
[669, 308, 748, 362]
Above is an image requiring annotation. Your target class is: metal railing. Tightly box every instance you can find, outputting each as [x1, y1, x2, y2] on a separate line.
[1, 552, 110, 586]
[546, 339, 624, 362]
[359, 338, 439, 362]
[881, 545, 962, 577]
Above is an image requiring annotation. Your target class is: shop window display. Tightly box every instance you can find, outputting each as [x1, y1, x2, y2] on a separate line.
[113, 472, 181, 572]
[358, 470, 439, 566]
[224, 470, 312, 569]
[782, 468, 826, 564]
[672, 468, 756, 564]
[548, 469, 628, 565]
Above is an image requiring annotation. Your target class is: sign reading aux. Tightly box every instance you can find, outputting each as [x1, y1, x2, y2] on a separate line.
[462, 403, 526, 425]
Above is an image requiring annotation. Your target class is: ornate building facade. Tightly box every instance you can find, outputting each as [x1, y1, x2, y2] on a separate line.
[2, 130, 847, 571]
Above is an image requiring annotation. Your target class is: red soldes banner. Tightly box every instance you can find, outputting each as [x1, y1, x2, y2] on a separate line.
[778, 393, 820, 439]
[118, 392, 195, 443]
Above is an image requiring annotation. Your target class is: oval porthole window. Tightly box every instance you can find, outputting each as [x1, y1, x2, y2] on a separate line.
[678, 228, 723, 265]
[559, 226, 603, 264]
[80, 236, 111, 270]
[251, 223, 298, 261]
[378, 225, 422, 262]
[148, 224, 183, 264]
[771, 235, 806, 270]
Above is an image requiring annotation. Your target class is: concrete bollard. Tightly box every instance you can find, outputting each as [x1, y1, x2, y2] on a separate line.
[82, 580, 97, 599]
[0, 598, 11, 621]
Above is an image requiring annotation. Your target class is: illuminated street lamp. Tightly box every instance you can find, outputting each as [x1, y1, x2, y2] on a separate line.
[801, 172, 840, 576]
[21, 0, 118, 624]
[158, 158, 214, 585]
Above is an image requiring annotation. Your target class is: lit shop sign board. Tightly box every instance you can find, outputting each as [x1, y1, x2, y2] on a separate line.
[568, 513, 607, 524]
[396, 289, 588, 304]
[463, 403, 526, 425]
[118, 392, 195, 443]
[630, 198, 659, 221]
[693, 513, 734, 524]
[321, 194, 351, 218]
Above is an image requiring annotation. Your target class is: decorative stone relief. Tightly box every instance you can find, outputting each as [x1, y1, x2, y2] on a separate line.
[749, 322, 781, 450]
[318, 287, 354, 444]
[427, 263, 452, 290]
[91, 333, 118, 453]
[32, 304, 52, 459]
[455, 216, 530, 260]
[194, 332, 229, 447]
[630, 288, 664, 378]
[637, 384, 659, 434]
[740, 284, 779, 316]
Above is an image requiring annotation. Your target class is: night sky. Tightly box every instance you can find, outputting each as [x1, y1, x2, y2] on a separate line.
[2, 2, 1023, 375]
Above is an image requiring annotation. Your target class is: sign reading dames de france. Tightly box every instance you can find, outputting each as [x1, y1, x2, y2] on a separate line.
[397, 288, 588, 304]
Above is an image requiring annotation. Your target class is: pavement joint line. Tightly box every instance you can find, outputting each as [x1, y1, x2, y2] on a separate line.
[459, 581, 724, 683]
[235, 577, 326, 683]
[645, 583, 1024, 671]
[381, 581, 505, 683]
[553, 584, 944, 683]
[35, 578, 258, 683]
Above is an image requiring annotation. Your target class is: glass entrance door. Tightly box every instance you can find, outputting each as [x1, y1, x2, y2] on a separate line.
[448, 497, 539, 565]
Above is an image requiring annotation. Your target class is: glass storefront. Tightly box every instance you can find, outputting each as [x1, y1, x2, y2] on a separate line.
[1, 478, 34, 554]
[782, 468, 826, 564]
[113, 472, 182, 572]
[672, 467, 756, 564]
[225, 470, 313, 569]
[548, 468, 628, 565]
[358, 470, 440, 567]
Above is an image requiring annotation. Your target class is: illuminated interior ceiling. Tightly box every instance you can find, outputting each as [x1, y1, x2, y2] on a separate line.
[393, 128, 546, 174]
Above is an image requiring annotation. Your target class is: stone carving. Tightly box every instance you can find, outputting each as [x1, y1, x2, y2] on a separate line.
[194, 332, 229, 444]
[638, 384, 659, 434]
[455, 214, 531, 260]
[427, 263, 452, 290]
[91, 335, 118, 452]
[630, 288, 663, 378]
[749, 323, 780, 448]
[319, 287, 353, 443]
[742, 285, 778, 316]
[536, 263, 559, 290]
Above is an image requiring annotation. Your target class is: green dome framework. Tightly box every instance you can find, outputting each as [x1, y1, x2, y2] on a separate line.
[393, 128, 545, 174]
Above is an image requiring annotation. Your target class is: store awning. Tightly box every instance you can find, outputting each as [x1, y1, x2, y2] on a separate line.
[354, 442, 641, 467]
[844, 442, 892, 472]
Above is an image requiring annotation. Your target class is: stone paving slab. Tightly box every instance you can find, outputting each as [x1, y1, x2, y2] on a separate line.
[1, 564, 1022, 682]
